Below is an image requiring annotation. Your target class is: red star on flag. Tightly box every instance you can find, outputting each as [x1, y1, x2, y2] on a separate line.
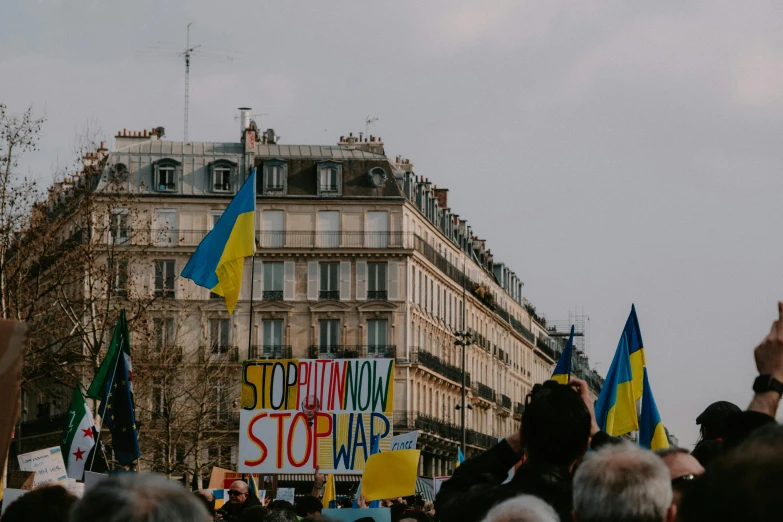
[73, 447, 86, 461]
[82, 428, 94, 438]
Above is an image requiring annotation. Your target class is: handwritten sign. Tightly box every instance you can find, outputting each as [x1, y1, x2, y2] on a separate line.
[276, 487, 295, 504]
[390, 431, 418, 451]
[17, 447, 67, 487]
[238, 358, 394, 474]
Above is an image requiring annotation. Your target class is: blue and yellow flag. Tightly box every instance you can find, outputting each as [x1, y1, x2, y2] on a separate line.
[457, 447, 465, 468]
[323, 473, 337, 509]
[639, 368, 669, 450]
[181, 169, 256, 314]
[551, 325, 575, 384]
[625, 304, 646, 401]
[594, 333, 639, 437]
[248, 475, 260, 499]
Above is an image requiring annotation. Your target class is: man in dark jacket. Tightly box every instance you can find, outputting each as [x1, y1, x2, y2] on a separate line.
[217, 480, 261, 521]
[691, 400, 741, 467]
[436, 378, 616, 522]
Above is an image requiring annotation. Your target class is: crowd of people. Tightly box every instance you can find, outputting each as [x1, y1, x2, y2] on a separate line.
[3, 301, 783, 522]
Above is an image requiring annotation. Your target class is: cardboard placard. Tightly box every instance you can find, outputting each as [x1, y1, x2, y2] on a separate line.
[66, 478, 85, 498]
[6, 471, 36, 490]
[83, 471, 109, 490]
[208, 467, 233, 489]
[390, 431, 419, 451]
[275, 487, 295, 504]
[238, 359, 394, 474]
[17, 446, 68, 487]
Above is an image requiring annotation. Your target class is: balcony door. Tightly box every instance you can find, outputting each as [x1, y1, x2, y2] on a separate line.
[262, 320, 283, 356]
[318, 211, 340, 248]
[319, 320, 339, 355]
[262, 210, 283, 248]
[154, 209, 177, 246]
[367, 319, 388, 356]
[366, 211, 388, 248]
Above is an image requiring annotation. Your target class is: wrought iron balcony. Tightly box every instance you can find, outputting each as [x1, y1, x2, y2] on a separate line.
[393, 411, 495, 449]
[262, 290, 283, 301]
[367, 290, 388, 300]
[514, 402, 525, 417]
[501, 394, 512, 410]
[319, 290, 340, 301]
[201, 345, 239, 362]
[403, 350, 471, 387]
[248, 345, 292, 359]
[475, 383, 495, 402]
[307, 345, 396, 359]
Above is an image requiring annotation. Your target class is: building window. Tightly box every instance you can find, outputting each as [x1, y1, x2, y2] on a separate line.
[153, 318, 175, 352]
[212, 167, 232, 192]
[262, 320, 283, 354]
[319, 262, 339, 300]
[317, 162, 342, 196]
[366, 211, 389, 248]
[318, 211, 340, 248]
[108, 258, 128, 297]
[367, 262, 387, 300]
[367, 319, 388, 356]
[109, 209, 130, 245]
[154, 260, 175, 298]
[261, 210, 284, 248]
[153, 159, 180, 192]
[318, 319, 339, 353]
[152, 385, 165, 415]
[209, 318, 231, 354]
[263, 262, 283, 300]
[262, 160, 287, 194]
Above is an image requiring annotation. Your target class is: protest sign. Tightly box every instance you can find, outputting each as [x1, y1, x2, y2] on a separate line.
[390, 431, 418, 451]
[83, 471, 108, 490]
[17, 446, 67, 487]
[6, 471, 35, 490]
[0, 320, 28, 502]
[275, 487, 295, 504]
[66, 478, 85, 498]
[238, 358, 394, 474]
[208, 467, 233, 489]
[362, 449, 420, 501]
[213, 489, 231, 510]
[322, 508, 391, 522]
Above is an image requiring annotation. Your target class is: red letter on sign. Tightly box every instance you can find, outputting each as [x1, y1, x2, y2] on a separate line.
[245, 413, 268, 467]
[287, 412, 312, 468]
[269, 412, 292, 469]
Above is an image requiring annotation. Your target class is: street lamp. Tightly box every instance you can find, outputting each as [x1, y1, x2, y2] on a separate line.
[454, 330, 472, 454]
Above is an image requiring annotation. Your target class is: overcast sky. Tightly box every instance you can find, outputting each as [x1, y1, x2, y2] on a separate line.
[3, 1, 783, 447]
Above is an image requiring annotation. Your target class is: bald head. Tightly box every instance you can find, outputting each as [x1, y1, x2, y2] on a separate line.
[228, 480, 249, 505]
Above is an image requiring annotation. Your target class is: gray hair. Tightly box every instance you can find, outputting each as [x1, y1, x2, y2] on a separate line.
[573, 442, 672, 522]
[265, 510, 300, 522]
[654, 447, 689, 458]
[481, 495, 559, 522]
[70, 473, 211, 522]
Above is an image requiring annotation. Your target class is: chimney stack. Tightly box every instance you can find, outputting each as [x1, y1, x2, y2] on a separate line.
[239, 107, 251, 136]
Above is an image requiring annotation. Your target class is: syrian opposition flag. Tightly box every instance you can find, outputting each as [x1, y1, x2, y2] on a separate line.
[61, 385, 96, 480]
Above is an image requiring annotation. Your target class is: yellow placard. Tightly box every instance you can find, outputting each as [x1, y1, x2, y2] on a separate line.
[361, 449, 420, 501]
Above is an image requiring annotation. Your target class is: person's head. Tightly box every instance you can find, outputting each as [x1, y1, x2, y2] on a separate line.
[295, 495, 323, 519]
[397, 510, 432, 522]
[240, 505, 269, 522]
[3, 485, 77, 522]
[69, 473, 211, 522]
[264, 510, 299, 522]
[678, 423, 783, 522]
[339, 497, 354, 508]
[268, 500, 295, 513]
[480, 495, 559, 522]
[391, 502, 410, 522]
[695, 401, 740, 440]
[655, 447, 704, 506]
[521, 381, 591, 466]
[573, 443, 675, 522]
[228, 480, 250, 505]
[194, 490, 215, 515]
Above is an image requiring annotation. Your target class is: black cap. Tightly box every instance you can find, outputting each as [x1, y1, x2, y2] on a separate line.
[696, 401, 741, 439]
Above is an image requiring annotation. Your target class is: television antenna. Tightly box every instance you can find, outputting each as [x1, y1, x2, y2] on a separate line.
[365, 115, 378, 137]
[136, 21, 237, 140]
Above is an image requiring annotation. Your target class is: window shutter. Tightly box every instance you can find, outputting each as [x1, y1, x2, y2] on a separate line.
[339, 261, 351, 301]
[252, 260, 263, 300]
[388, 261, 399, 301]
[356, 261, 367, 301]
[283, 261, 295, 301]
[308, 262, 319, 301]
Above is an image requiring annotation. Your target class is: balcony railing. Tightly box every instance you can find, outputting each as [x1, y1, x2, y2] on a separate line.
[262, 290, 283, 301]
[308, 345, 396, 359]
[201, 346, 239, 362]
[137, 345, 184, 364]
[367, 290, 388, 300]
[403, 350, 471, 387]
[393, 411, 495, 449]
[248, 345, 292, 359]
[475, 383, 495, 402]
[501, 394, 511, 410]
[319, 290, 339, 301]
[535, 337, 558, 361]
[514, 402, 525, 416]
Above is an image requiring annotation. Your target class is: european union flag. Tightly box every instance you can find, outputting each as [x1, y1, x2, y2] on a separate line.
[98, 345, 139, 466]
[551, 325, 575, 384]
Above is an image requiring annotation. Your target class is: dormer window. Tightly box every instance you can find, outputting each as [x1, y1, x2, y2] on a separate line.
[153, 159, 181, 193]
[209, 160, 237, 193]
[317, 161, 342, 197]
[262, 160, 287, 195]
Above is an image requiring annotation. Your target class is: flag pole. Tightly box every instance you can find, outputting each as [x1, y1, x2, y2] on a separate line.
[248, 167, 257, 357]
[88, 338, 123, 472]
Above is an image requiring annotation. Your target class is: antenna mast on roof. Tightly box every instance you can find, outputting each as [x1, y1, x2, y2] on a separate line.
[136, 22, 237, 141]
[365, 115, 378, 138]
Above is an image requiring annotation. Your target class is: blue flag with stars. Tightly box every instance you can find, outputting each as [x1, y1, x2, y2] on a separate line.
[98, 346, 139, 466]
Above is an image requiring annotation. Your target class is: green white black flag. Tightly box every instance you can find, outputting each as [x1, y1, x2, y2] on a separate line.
[61, 386, 96, 480]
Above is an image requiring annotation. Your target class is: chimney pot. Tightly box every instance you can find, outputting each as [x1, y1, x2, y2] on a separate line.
[349, 132, 353, 137]
[123, 129, 127, 136]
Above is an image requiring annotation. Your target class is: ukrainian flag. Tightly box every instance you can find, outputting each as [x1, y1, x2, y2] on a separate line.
[457, 447, 465, 468]
[323, 473, 337, 509]
[594, 332, 638, 437]
[639, 368, 669, 450]
[182, 169, 256, 314]
[551, 325, 575, 384]
[625, 304, 646, 401]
